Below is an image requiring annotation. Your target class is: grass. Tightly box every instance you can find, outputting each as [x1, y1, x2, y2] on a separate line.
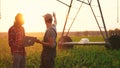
[0, 35, 120, 68]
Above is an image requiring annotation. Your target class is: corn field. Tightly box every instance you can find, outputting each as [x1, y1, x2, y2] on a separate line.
[0, 35, 120, 68]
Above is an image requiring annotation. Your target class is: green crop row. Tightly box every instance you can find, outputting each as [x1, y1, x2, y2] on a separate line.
[56, 46, 120, 68]
[0, 36, 120, 68]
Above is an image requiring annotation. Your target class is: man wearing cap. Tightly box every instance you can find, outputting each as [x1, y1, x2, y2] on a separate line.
[36, 12, 57, 68]
[8, 13, 36, 68]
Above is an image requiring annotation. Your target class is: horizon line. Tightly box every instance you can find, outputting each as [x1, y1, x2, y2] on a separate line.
[0, 30, 108, 33]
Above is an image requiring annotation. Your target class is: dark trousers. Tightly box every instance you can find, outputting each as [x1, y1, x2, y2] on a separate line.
[12, 54, 25, 68]
[40, 56, 55, 68]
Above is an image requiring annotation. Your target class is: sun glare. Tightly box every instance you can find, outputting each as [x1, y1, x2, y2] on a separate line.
[0, 0, 120, 32]
[13, 0, 59, 32]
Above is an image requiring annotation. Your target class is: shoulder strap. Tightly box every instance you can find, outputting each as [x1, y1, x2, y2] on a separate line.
[51, 28, 57, 37]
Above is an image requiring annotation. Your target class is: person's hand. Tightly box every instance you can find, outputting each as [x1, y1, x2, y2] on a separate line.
[35, 39, 40, 43]
[35, 39, 42, 44]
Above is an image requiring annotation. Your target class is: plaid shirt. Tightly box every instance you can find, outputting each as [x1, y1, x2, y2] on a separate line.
[8, 25, 26, 56]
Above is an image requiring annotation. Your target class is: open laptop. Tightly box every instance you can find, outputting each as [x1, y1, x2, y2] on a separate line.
[23, 36, 37, 47]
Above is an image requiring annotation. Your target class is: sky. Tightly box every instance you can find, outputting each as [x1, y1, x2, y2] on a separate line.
[0, 0, 120, 32]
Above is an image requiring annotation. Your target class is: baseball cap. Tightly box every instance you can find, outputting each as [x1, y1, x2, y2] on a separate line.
[43, 13, 53, 22]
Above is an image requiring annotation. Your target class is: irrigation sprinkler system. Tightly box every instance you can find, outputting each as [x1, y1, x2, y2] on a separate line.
[57, 0, 120, 50]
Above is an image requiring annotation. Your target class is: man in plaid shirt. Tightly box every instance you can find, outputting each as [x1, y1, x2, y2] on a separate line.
[8, 13, 26, 68]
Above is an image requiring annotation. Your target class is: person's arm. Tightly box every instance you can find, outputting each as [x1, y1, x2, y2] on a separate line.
[36, 30, 55, 48]
[53, 12, 57, 25]
[17, 27, 25, 47]
[36, 37, 55, 48]
[8, 30, 23, 47]
[8, 29, 15, 47]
